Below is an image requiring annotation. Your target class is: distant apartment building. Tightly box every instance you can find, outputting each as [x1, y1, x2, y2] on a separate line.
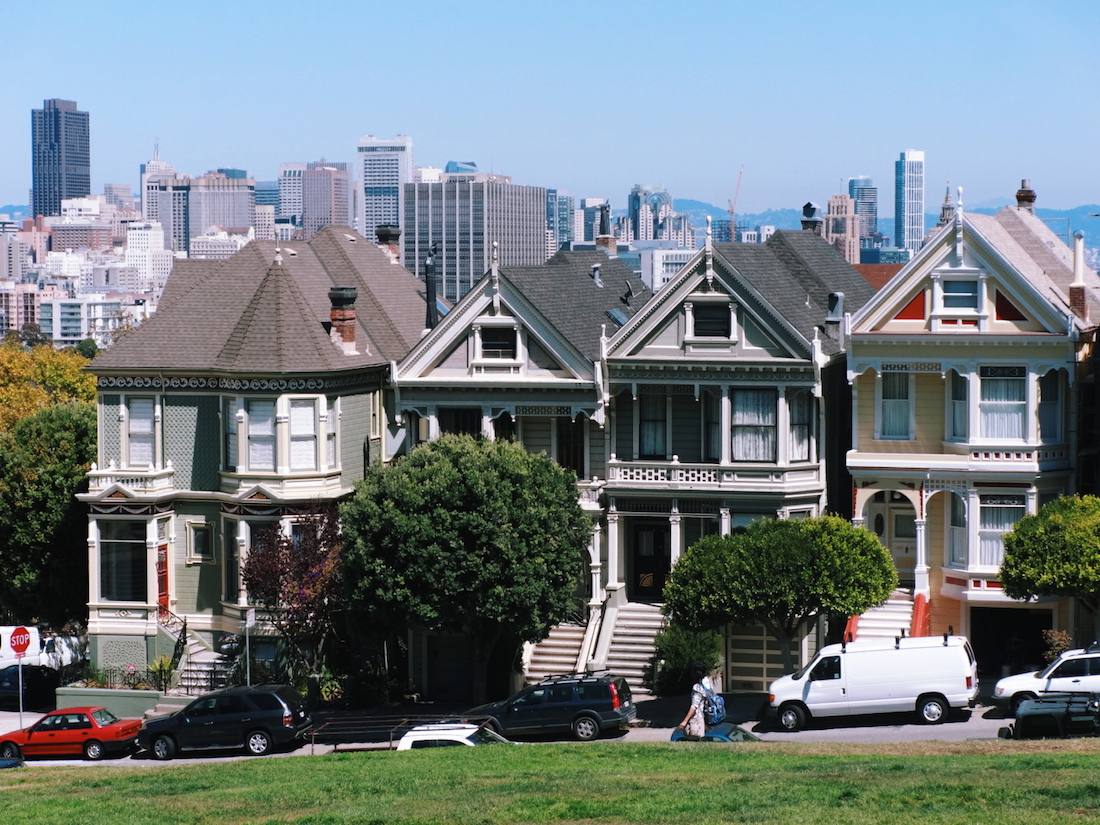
[546, 190, 574, 254]
[639, 246, 696, 291]
[140, 149, 175, 221]
[0, 282, 65, 335]
[626, 185, 694, 247]
[823, 194, 861, 264]
[253, 204, 276, 241]
[403, 170, 547, 301]
[145, 175, 191, 253]
[895, 149, 925, 254]
[302, 165, 351, 237]
[124, 222, 174, 293]
[32, 99, 91, 218]
[38, 293, 126, 348]
[187, 172, 254, 243]
[357, 134, 414, 242]
[848, 176, 878, 248]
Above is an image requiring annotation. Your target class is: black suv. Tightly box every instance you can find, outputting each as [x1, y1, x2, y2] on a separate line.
[465, 672, 635, 741]
[138, 684, 311, 759]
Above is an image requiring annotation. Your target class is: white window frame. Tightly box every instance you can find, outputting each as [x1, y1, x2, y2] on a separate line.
[1038, 370, 1061, 444]
[977, 494, 1026, 569]
[186, 521, 215, 564]
[245, 398, 276, 472]
[787, 387, 813, 463]
[945, 369, 968, 442]
[289, 397, 319, 472]
[325, 396, 340, 469]
[223, 397, 240, 472]
[123, 395, 158, 468]
[875, 371, 914, 441]
[685, 298, 737, 342]
[472, 320, 522, 365]
[978, 366, 1027, 443]
[730, 387, 778, 463]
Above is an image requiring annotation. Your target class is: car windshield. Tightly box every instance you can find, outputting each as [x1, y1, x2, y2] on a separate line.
[469, 728, 509, 745]
[92, 708, 120, 725]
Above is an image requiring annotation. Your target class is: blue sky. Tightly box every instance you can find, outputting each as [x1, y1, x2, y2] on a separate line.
[3, 0, 1098, 215]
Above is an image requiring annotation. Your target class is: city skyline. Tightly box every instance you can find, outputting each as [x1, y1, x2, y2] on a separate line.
[2, 0, 1098, 216]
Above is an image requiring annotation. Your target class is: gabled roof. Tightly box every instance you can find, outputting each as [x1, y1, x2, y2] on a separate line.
[92, 226, 428, 375]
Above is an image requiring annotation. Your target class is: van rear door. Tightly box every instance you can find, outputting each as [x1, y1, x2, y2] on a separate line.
[801, 655, 849, 718]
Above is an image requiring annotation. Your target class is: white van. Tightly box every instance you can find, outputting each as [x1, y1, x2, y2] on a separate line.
[0, 627, 85, 670]
[768, 635, 978, 731]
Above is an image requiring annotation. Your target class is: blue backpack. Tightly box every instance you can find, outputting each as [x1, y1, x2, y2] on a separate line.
[702, 683, 726, 725]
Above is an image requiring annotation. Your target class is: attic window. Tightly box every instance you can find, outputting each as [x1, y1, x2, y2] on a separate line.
[693, 303, 731, 337]
[480, 327, 517, 359]
[943, 281, 978, 309]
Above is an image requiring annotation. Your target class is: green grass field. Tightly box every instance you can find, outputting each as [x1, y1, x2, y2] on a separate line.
[4, 739, 1100, 824]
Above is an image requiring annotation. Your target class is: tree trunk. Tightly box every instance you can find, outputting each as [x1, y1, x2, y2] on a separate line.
[469, 627, 503, 705]
[776, 634, 796, 674]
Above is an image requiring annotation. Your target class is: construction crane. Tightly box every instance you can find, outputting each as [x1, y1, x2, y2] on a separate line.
[727, 164, 744, 241]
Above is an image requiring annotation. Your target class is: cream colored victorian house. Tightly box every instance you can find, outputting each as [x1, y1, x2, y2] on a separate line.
[846, 188, 1100, 674]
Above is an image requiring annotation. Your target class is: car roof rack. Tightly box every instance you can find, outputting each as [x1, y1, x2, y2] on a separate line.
[536, 670, 611, 684]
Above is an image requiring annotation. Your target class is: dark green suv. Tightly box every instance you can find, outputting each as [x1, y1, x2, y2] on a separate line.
[465, 672, 635, 741]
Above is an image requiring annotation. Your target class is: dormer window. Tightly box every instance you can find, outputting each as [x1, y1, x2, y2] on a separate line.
[693, 303, 731, 337]
[480, 327, 517, 359]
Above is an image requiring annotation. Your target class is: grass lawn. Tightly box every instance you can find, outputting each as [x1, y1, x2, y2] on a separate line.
[4, 739, 1100, 824]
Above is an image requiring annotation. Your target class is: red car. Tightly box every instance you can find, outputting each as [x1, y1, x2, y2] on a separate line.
[0, 706, 142, 761]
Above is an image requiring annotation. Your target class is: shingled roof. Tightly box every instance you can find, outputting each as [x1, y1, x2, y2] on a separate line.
[92, 226, 428, 375]
[713, 231, 877, 356]
[499, 251, 653, 361]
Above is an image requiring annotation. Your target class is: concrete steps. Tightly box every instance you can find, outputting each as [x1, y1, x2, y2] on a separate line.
[855, 589, 914, 641]
[604, 602, 665, 697]
[176, 635, 228, 695]
[526, 623, 586, 682]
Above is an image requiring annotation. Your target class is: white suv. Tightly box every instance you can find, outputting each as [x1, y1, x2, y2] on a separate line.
[994, 645, 1100, 714]
[396, 724, 512, 750]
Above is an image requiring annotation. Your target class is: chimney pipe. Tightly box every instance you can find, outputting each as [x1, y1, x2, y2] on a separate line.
[329, 287, 358, 354]
[424, 247, 438, 331]
[376, 224, 401, 264]
[1015, 179, 1036, 213]
[591, 263, 602, 287]
[1070, 231, 1087, 321]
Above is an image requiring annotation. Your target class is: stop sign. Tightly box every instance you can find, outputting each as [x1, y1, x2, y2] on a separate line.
[9, 626, 31, 658]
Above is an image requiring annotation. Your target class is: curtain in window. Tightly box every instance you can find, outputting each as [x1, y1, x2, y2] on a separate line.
[639, 394, 666, 458]
[290, 399, 317, 471]
[880, 372, 909, 438]
[224, 398, 238, 472]
[980, 377, 1025, 439]
[948, 494, 967, 567]
[732, 389, 776, 461]
[128, 398, 155, 466]
[978, 497, 1025, 567]
[248, 400, 276, 471]
[789, 389, 811, 462]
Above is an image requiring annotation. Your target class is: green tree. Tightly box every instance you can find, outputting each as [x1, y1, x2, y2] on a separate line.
[241, 503, 345, 679]
[1001, 495, 1100, 639]
[0, 401, 97, 625]
[340, 434, 590, 703]
[663, 516, 897, 672]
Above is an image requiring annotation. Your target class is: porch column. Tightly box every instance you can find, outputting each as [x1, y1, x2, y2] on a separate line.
[914, 518, 930, 596]
[719, 506, 731, 535]
[669, 514, 682, 566]
[606, 513, 621, 589]
[589, 522, 604, 606]
[720, 387, 731, 464]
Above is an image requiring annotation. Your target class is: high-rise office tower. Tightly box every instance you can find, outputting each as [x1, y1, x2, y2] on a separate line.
[140, 147, 175, 220]
[302, 165, 351, 237]
[357, 134, 414, 242]
[188, 171, 255, 240]
[894, 150, 925, 254]
[255, 180, 280, 209]
[847, 176, 878, 248]
[31, 99, 91, 218]
[278, 163, 307, 223]
[546, 190, 575, 253]
[824, 194, 861, 265]
[403, 170, 547, 302]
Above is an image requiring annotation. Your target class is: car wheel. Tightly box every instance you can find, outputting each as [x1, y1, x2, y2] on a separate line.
[1011, 693, 1036, 717]
[83, 740, 104, 761]
[778, 703, 807, 732]
[151, 735, 176, 760]
[246, 729, 272, 755]
[0, 742, 20, 760]
[917, 694, 948, 724]
[572, 716, 600, 741]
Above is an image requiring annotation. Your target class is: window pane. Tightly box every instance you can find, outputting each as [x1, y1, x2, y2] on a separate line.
[290, 400, 317, 471]
[248, 401, 276, 471]
[732, 389, 776, 461]
[101, 520, 146, 602]
[978, 495, 1025, 567]
[693, 304, 730, 337]
[880, 373, 909, 439]
[1039, 371, 1060, 442]
[789, 389, 811, 462]
[128, 398, 155, 466]
[943, 280, 978, 308]
[980, 377, 1025, 439]
[639, 394, 666, 458]
[480, 327, 516, 359]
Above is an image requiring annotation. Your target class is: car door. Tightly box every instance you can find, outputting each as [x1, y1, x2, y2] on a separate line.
[58, 712, 96, 756]
[800, 655, 849, 718]
[207, 694, 250, 746]
[175, 696, 220, 749]
[542, 684, 576, 733]
[21, 714, 64, 757]
[503, 687, 547, 733]
[1042, 656, 1097, 694]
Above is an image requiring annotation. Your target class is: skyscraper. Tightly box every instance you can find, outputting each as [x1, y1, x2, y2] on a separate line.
[894, 150, 925, 254]
[31, 99, 90, 218]
[357, 134, 414, 242]
[140, 147, 175, 220]
[847, 176, 878, 248]
[302, 165, 351, 237]
[403, 170, 547, 301]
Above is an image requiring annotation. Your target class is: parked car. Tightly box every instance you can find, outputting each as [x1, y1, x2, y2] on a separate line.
[0, 665, 60, 710]
[993, 645, 1100, 714]
[0, 706, 142, 761]
[138, 684, 311, 760]
[1000, 692, 1100, 739]
[769, 635, 978, 731]
[396, 723, 513, 750]
[670, 722, 761, 743]
[464, 672, 635, 741]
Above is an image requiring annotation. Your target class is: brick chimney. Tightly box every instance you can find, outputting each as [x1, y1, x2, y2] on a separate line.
[375, 224, 401, 264]
[1070, 231, 1087, 321]
[329, 287, 358, 354]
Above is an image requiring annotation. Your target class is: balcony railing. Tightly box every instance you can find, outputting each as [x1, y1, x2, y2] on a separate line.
[606, 455, 820, 489]
[87, 462, 176, 494]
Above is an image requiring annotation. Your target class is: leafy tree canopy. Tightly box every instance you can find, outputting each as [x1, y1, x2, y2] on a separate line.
[0, 401, 97, 626]
[0, 341, 95, 433]
[1001, 495, 1100, 613]
[663, 516, 897, 671]
[340, 434, 590, 700]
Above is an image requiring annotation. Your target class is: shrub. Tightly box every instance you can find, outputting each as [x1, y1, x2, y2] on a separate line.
[650, 624, 721, 696]
[1042, 628, 1073, 664]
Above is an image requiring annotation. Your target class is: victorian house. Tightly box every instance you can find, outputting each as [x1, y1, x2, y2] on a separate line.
[846, 185, 1100, 675]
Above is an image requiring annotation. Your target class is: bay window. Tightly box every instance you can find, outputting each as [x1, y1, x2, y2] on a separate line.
[879, 371, 911, 440]
[1038, 371, 1061, 443]
[731, 388, 776, 462]
[127, 397, 155, 467]
[100, 520, 147, 602]
[246, 400, 276, 471]
[948, 494, 967, 567]
[948, 371, 968, 440]
[978, 495, 1025, 567]
[639, 393, 667, 459]
[788, 388, 812, 462]
[289, 399, 318, 471]
[223, 398, 238, 471]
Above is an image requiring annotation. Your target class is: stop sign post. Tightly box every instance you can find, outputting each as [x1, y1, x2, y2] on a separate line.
[8, 626, 31, 727]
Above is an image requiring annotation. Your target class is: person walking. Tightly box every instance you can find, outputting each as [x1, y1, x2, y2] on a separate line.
[677, 662, 710, 740]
